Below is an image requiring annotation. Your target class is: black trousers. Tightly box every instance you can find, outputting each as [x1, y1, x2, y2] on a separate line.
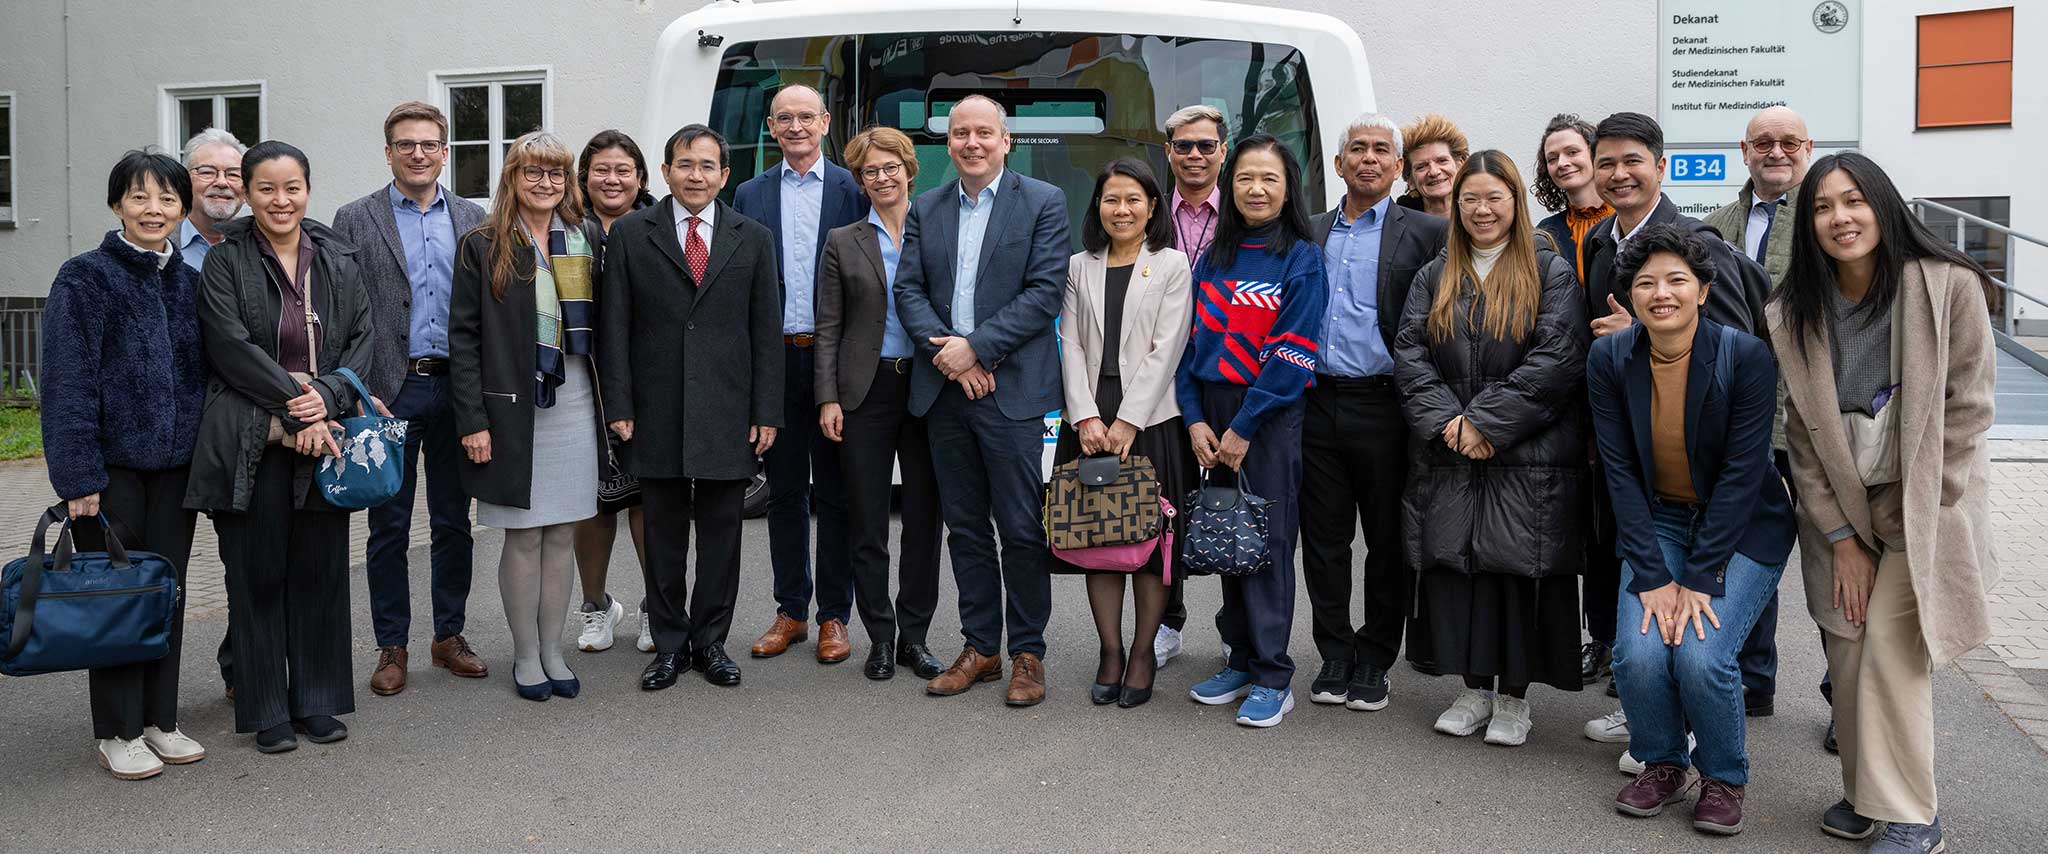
[764, 343, 852, 623]
[640, 476, 746, 654]
[215, 447, 355, 734]
[924, 385, 1053, 658]
[837, 365, 942, 647]
[1199, 383, 1302, 689]
[364, 372, 475, 647]
[1584, 474, 1622, 646]
[71, 466, 196, 740]
[1299, 377, 1409, 671]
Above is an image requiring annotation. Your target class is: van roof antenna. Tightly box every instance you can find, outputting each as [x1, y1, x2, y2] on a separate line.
[1013, 0, 1021, 25]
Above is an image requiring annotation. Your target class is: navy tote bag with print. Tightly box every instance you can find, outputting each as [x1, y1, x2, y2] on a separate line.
[315, 367, 409, 509]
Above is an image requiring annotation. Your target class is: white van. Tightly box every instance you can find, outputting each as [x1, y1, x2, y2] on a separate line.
[645, 0, 1376, 492]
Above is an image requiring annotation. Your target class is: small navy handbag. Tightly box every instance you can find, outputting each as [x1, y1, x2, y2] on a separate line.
[1179, 468, 1272, 577]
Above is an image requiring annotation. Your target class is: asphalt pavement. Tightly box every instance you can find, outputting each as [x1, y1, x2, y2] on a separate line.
[1, 518, 2044, 853]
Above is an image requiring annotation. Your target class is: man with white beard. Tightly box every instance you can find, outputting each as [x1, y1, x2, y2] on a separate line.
[176, 127, 247, 272]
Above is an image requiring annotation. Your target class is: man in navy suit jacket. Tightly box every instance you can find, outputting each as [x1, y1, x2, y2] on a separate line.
[894, 95, 1070, 705]
[732, 84, 870, 664]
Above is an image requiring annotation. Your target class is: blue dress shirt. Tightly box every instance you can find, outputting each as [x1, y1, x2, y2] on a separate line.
[389, 184, 457, 360]
[952, 170, 1002, 335]
[1319, 195, 1394, 377]
[780, 159, 826, 334]
[176, 220, 213, 272]
[869, 208, 912, 359]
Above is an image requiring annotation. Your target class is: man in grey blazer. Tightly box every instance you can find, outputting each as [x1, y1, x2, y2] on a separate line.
[894, 95, 1070, 706]
[331, 101, 489, 696]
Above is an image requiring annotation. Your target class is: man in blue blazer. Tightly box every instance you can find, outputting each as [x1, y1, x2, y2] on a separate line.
[732, 84, 870, 665]
[894, 94, 1070, 705]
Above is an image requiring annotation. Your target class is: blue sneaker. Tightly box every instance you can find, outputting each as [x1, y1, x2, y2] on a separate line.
[1868, 816, 1943, 853]
[1189, 667, 1255, 705]
[1235, 686, 1294, 727]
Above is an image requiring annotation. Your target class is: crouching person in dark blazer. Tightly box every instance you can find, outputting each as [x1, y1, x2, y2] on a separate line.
[185, 141, 377, 754]
[598, 125, 783, 691]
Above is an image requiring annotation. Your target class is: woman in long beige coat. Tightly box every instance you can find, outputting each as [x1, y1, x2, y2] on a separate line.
[1769, 152, 1997, 854]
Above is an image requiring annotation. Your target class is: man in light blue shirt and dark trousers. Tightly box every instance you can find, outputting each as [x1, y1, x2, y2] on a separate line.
[1301, 115, 1447, 713]
[332, 102, 489, 696]
[733, 84, 869, 664]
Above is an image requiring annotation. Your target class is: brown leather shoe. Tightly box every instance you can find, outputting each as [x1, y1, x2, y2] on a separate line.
[750, 614, 809, 658]
[431, 635, 489, 678]
[1006, 653, 1047, 706]
[816, 619, 852, 664]
[925, 646, 1003, 696]
[370, 646, 408, 696]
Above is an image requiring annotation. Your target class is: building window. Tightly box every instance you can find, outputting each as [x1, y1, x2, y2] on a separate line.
[0, 92, 15, 224]
[1916, 7, 2013, 128]
[1922, 196, 2011, 319]
[437, 69, 550, 200]
[161, 82, 265, 151]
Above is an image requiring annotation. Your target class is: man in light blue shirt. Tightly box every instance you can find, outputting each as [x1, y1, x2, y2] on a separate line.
[952, 176, 999, 335]
[176, 128, 247, 273]
[388, 183, 454, 360]
[1319, 195, 1393, 376]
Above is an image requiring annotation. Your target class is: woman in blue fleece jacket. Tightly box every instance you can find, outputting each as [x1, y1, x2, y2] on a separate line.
[39, 150, 209, 780]
[1176, 134, 1326, 729]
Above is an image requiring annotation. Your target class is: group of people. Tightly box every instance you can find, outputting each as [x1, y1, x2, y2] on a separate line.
[38, 85, 1996, 854]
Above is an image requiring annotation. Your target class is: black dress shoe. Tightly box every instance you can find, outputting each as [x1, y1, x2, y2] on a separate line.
[641, 652, 687, 691]
[1580, 641, 1613, 686]
[694, 645, 742, 686]
[1745, 693, 1774, 717]
[1090, 682, 1120, 705]
[865, 642, 897, 680]
[897, 643, 945, 680]
[1117, 685, 1153, 708]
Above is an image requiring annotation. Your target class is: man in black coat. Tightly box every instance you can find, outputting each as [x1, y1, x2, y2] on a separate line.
[598, 125, 783, 691]
[1300, 114, 1449, 713]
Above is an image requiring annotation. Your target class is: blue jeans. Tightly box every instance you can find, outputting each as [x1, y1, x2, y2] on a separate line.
[924, 385, 1052, 658]
[1612, 503, 1784, 785]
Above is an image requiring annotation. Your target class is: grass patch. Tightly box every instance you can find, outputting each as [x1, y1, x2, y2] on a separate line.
[0, 406, 41, 461]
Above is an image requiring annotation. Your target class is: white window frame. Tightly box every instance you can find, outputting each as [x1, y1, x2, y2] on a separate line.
[157, 80, 268, 153]
[432, 67, 554, 201]
[0, 91, 16, 225]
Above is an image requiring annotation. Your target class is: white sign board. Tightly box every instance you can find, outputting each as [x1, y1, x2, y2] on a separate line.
[1658, 0, 1862, 145]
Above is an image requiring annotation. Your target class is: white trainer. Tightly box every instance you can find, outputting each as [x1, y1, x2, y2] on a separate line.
[1483, 695, 1533, 746]
[1153, 625, 1183, 669]
[1433, 688, 1495, 737]
[1584, 709, 1631, 744]
[1618, 732, 1698, 775]
[141, 726, 205, 764]
[97, 736, 164, 780]
[634, 602, 655, 653]
[577, 596, 625, 652]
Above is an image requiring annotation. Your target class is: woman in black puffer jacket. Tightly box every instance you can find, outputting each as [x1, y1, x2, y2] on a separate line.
[1393, 150, 1589, 747]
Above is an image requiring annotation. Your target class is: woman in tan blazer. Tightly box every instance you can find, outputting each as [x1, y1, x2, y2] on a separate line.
[1054, 158, 1196, 708]
[1770, 152, 1997, 852]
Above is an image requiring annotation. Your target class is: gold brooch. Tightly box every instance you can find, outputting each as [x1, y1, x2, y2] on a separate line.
[1141, 265, 1151, 277]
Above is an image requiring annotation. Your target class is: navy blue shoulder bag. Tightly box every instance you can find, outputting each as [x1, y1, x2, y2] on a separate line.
[1, 506, 179, 676]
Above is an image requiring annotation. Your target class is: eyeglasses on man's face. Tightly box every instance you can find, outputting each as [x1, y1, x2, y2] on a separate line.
[389, 139, 447, 156]
[771, 112, 823, 129]
[1745, 137, 1809, 154]
[522, 166, 568, 184]
[1171, 139, 1221, 155]
[190, 166, 242, 183]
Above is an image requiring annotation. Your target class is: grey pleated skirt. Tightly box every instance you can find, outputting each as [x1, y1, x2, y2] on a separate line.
[477, 355, 600, 529]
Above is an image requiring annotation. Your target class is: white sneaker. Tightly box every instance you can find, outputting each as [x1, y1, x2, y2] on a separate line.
[577, 596, 625, 652]
[1584, 709, 1630, 744]
[634, 602, 655, 653]
[97, 736, 164, 780]
[1483, 695, 1532, 746]
[1433, 688, 1495, 737]
[1618, 732, 1698, 775]
[1153, 625, 1183, 669]
[141, 726, 205, 764]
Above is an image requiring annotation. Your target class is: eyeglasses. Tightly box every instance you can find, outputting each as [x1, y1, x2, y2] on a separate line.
[389, 139, 447, 155]
[588, 165, 639, 180]
[770, 111, 823, 129]
[1171, 139, 1221, 155]
[1457, 195, 1511, 211]
[859, 162, 903, 181]
[522, 166, 568, 184]
[1745, 137, 1809, 154]
[190, 166, 242, 182]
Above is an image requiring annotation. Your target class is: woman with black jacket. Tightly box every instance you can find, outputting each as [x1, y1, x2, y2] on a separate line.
[1393, 150, 1589, 748]
[186, 141, 376, 754]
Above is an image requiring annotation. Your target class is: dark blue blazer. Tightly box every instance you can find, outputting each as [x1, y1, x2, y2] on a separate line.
[892, 170, 1070, 420]
[733, 159, 868, 295]
[1586, 317, 1795, 597]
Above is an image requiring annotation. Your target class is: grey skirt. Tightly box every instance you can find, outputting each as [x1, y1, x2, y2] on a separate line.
[477, 356, 600, 529]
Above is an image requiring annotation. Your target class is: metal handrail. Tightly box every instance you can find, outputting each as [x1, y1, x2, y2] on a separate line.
[1911, 198, 2046, 249]
[1909, 198, 2035, 335]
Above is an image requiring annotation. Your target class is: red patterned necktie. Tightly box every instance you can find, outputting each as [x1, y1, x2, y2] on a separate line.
[684, 216, 709, 282]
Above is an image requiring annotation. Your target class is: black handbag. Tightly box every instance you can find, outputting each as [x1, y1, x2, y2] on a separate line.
[1, 506, 180, 676]
[592, 365, 641, 513]
[1179, 468, 1271, 577]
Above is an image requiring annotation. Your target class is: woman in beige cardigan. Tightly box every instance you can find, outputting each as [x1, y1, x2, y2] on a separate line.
[1769, 152, 1997, 854]
[1055, 158, 1195, 708]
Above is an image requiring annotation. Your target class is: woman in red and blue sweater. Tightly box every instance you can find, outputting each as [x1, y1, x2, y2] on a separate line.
[1177, 134, 1327, 728]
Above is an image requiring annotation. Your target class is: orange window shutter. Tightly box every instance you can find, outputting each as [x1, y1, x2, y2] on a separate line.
[1917, 7, 2015, 128]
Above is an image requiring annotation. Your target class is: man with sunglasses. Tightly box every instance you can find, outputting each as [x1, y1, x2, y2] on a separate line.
[333, 100, 490, 697]
[733, 84, 870, 667]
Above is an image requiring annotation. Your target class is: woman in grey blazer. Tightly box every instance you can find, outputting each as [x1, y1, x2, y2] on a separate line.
[1054, 159, 1196, 708]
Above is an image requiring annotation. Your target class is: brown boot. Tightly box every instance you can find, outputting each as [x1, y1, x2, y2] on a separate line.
[750, 614, 809, 658]
[816, 619, 852, 664]
[925, 646, 1003, 696]
[431, 635, 489, 678]
[1006, 653, 1046, 706]
[370, 646, 408, 696]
